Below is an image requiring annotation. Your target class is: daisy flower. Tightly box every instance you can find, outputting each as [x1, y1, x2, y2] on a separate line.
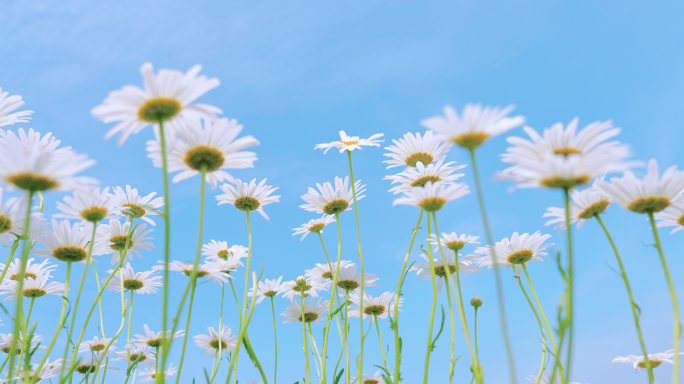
[106, 263, 162, 294]
[393, 181, 469, 212]
[0, 88, 33, 127]
[0, 128, 96, 192]
[475, 231, 553, 269]
[78, 336, 117, 354]
[348, 291, 402, 322]
[155, 261, 229, 285]
[110, 185, 164, 226]
[1, 258, 56, 283]
[420, 103, 524, 150]
[0, 187, 43, 247]
[543, 181, 613, 230]
[21, 358, 62, 383]
[32, 219, 94, 263]
[385, 159, 466, 194]
[383, 131, 450, 169]
[315, 130, 384, 154]
[94, 219, 154, 265]
[114, 345, 155, 367]
[410, 252, 481, 292]
[281, 276, 327, 301]
[216, 178, 280, 220]
[655, 199, 684, 234]
[299, 176, 366, 215]
[193, 324, 237, 356]
[54, 187, 120, 223]
[598, 159, 684, 214]
[202, 241, 247, 263]
[612, 350, 682, 373]
[139, 363, 177, 382]
[92, 62, 221, 145]
[73, 356, 118, 375]
[0, 273, 65, 300]
[0, 332, 45, 354]
[305, 260, 354, 284]
[292, 215, 336, 241]
[335, 264, 379, 293]
[128, 324, 184, 348]
[281, 297, 330, 324]
[248, 277, 284, 304]
[428, 232, 479, 252]
[351, 371, 388, 384]
[147, 117, 259, 189]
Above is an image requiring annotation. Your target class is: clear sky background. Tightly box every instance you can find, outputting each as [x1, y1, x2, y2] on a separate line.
[2, 1, 684, 383]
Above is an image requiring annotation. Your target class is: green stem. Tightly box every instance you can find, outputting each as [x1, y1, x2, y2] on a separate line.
[344, 290, 350, 384]
[91, 262, 107, 339]
[374, 316, 390, 373]
[271, 297, 278, 384]
[469, 148, 516, 384]
[226, 272, 259, 384]
[210, 284, 226, 384]
[518, 274, 546, 384]
[25, 298, 35, 327]
[174, 279, 197, 383]
[563, 188, 574, 383]
[393, 209, 423, 383]
[127, 290, 134, 367]
[321, 213, 343, 384]
[301, 294, 311, 383]
[648, 212, 680, 384]
[0, 240, 19, 284]
[243, 333, 269, 384]
[474, 306, 479, 360]
[347, 151, 365, 383]
[158, 118, 172, 384]
[443, 278, 456, 384]
[423, 211, 438, 384]
[307, 322, 323, 378]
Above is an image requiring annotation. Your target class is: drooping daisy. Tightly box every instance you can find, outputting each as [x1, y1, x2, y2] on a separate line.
[114, 345, 155, 367]
[0, 188, 43, 247]
[248, 277, 284, 304]
[351, 371, 388, 384]
[410, 252, 481, 292]
[21, 358, 62, 383]
[543, 181, 613, 230]
[281, 297, 330, 324]
[193, 324, 237, 356]
[475, 231, 553, 269]
[0, 332, 45, 354]
[94, 219, 154, 265]
[334, 264, 379, 293]
[315, 130, 384, 154]
[210, 258, 242, 276]
[393, 181, 469, 212]
[32, 219, 94, 263]
[0, 274, 65, 300]
[54, 187, 120, 223]
[281, 276, 326, 301]
[427, 232, 479, 252]
[385, 159, 466, 194]
[299, 176, 366, 215]
[72, 355, 118, 375]
[1, 258, 56, 283]
[216, 178, 280, 220]
[655, 199, 684, 234]
[598, 159, 684, 214]
[78, 336, 117, 354]
[155, 261, 229, 285]
[305, 260, 354, 284]
[202, 241, 247, 263]
[0, 88, 33, 127]
[348, 292, 402, 322]
[420, 104, 524, 150]
[128, 324, 184, 348]
[92, 62, 222, 145]
[139, 363, 177, 382]
[0, 128, 96, 192]
[106, 263, 162, 295]
[612, 350, 682, 373]
[383, 131, 450, 169]
[292, 215, 336, 241]
[110, 185, 164, 226]
[147, 117, 259, 188]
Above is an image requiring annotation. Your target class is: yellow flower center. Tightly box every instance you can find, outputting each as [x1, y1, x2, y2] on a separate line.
[53, 246, 87, 263]
[405, 152, 435, 167]
[23, 288, 47, 298]
[110, 235, 133, 252]
[122, 203, 146, 218]
[138, 98, 181, 123]
[146, 338, 163, 348]
[434, 265, 457, 278]
[81, 207, 108, 223]
[209, 339, 228, 350]
[183, 265, 208, 278]
[323, 199, 349, 215]
[0, 215, 12, 234]
[578, 200, 611, 219]
[540, 176, 589, 190]
[507, 249, 533, 265]
[234, 196, 260, 212]
[10, 272, 37, 281]
[364, 304, 386, 316]
[1, 346, 20, 354]
[298, 311, 320, 323]
[6, 174, 57, 192]
[678, 215, 684, 227]
[638, 359, 663, 369]
[418, 197, 447, 212]
[553, 147, 582, 156]
[130, 353, 147, 362]
[363, 380, 380, 384]
[217, 250, 229, 259]
[340, 140, 359, 146]
[337, 280, 359, 291]
[264, 290, 278, 298]
[184, 146, 225, 172]
[445, 241, 466, 252]
[308, 223, 326, 233]
[411, 176, 441, 188]
[454, 133, 489, 150]
[76, 364, 97, 375]
[627, 197, 670, 214]
[123, 279, 144, 291]
[91, 343, 106, 352]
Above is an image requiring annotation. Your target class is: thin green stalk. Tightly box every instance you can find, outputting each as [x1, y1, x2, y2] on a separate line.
[443, 278, 456, 384]
[0, 354, 9, 375]
[347, 151, 365, 383]
[321, 213, 343, 384]
[474, 306, 479, 360]
[226, 272, 259, 384]
[423, 211, 439, 384]
[393, 209, 423, 383]
[344, 290, 350, 384]
[595, 215, 653, 383]
[301, 294, 311, 384]
[158, 118, 172, 384]
[89, 281, 130, 382]
[174, 279, 197, 382]
[232, 210, 254, 378]
[648, 212, 680, 384]
[270, 297, 278, 384]
[518, 273, 546, 384]
[317, 231, 347, 347]
[0, 241, 19, 284]
[563, 188, 574, 383]
[127, 291, 134, 365]
[91, 262, 107, 339]
[210, 284, 226, 384]
[469, 148, 516, 384]
[243, 333, 269, 384]
[25, 298, 35, 327]
[50, 261, 72, 383]
[374, 316, 389, 373]
[307, 322, 323, 379]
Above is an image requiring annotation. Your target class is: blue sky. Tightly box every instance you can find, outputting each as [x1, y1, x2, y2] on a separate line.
[2, 1, 684, 383]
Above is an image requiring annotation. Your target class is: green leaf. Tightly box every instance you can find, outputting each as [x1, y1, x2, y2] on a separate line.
[328, 299, 349, 318]
[374, 364, 391, 377]
[429, 305, 446, 351]
[333, 368, 344, 384]
[203, 367, 211, 384]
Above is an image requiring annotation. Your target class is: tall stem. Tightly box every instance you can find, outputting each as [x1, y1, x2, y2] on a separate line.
[175, 280, 197, 383]
[210, 284, 226, 384]
[321, 213, 343, 384]
[374, 316, 389, 373]
[474, 306, 479, 360]
[443, 278, 456, 384]
[393, 210, 423, 383]
[518, 274, 546, 384]
[468, 148, 516, 384]
[648, 212, 680, 384]
[158, 119, 172, 384]
[270, 297, 278, 384]
[563, 188, 574, 382]
[595, 215, 653, 383]
[423, 211, 438, 384]
[344, 290, 350, 384]
[0, 241, 19, 285]
[127, 291, 134, 364]
[307, 322, 323, 378]
[347, 150, 365, 380]
[300, 295, 311, 383]
[91, 262, 107, 339]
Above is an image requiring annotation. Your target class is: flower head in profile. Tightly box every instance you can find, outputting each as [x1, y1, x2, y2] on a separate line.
[0, 88, 33, 127]
[281, 297, 330, 324]
[202, 241, 248, 263]
[292, 215, 336, 241]
[128, 324, 184, 348]
[348, 292, 402, 322]
[0, 188, 43, 247]
[54, 187, 120, 224]
[598, 159, 684, 214]
[300, 176, 366, 215]
[157, 261, 229, 285]
[655, 199, 684, 234]
[305, 260, 354, 285]
[385, 160, 466, 194]
[114, 345, 155, 367]
[1, 258, 56, 283]
[111, 185, 164, 226]
[20, 358, 62, 383]
[92, 62, 221, 145]
[612, 350, 682, 373]
[475, 231, 553, 269]
[334, 265, 379, 293]
[351, 371, 389, 384]
[193, 324, 237, 356]
[139, 363, 177, 382]
[420, 103, 524, 150]
[94, 219, 154, 265]
[248, 277, 284, 304]
[217, 178, 280, 220]
[72, 355, 118, 375]
[281, 276, 326, 301]
[0, 333, 45, 355]
[393, 181, 469, 212]
[428, 232, 479, 252]
[543, 180, 613, 230]
[106, 263, 162, 295]
[147, 117, 259, 188]
[33, 219, 94, 263]
[315, 130, 384, 154]
[0, 273, 65, 300]
[383, 131, 449, 169]
[410, 252, 480, 292]
[78, 336, 116, 354]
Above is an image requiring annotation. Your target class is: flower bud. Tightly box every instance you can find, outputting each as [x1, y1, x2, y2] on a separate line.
[470, 296, 483, 308]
